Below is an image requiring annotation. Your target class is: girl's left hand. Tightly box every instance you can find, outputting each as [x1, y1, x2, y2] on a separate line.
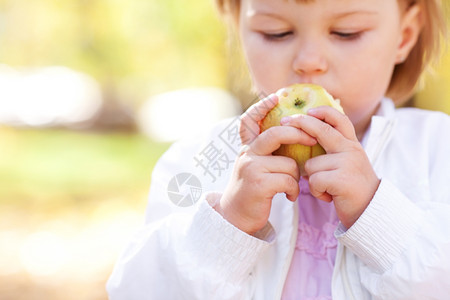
[281, 106, 380, 229]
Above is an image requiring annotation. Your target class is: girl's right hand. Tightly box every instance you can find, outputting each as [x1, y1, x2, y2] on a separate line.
[215, 94, 318, 236]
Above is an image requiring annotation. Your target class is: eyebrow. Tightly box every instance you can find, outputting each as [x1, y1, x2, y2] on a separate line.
[248, 9, 378, 20]
[285, 0, 316, 3]
[332, 10, 379, 19]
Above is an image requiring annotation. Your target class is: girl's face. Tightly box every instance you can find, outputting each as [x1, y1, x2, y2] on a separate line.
[239, 0, 418, 136]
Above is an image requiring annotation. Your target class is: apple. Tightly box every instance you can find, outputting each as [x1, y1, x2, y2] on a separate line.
[259, 83, 344, 176]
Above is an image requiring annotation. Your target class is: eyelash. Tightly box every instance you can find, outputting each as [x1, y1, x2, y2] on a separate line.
[331, 31, 363, 41]
[261, 30, 363, 42]
[262, 31, 293, 41]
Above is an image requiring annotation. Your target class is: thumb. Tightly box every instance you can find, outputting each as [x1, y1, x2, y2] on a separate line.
[240, 94, 278, 145]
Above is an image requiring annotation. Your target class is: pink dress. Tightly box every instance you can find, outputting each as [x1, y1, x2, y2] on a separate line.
[281, 178, 339, 300]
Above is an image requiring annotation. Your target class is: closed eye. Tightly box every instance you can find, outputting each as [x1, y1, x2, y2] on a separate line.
[331, 31, 362, 41]
[262, 31, 293, 41]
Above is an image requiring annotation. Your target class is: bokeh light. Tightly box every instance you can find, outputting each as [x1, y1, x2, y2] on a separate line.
[0, 65, 102, 127]
[138, 87, 242, 142]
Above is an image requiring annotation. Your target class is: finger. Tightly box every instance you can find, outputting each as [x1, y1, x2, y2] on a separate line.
[308, 171, 336, 202]
[240, 94, 278, 145]
[304, 152, 340, 176]
[250, 125, 317, 156]
[281, 114, 347, 154]
[266, 173, 300, 202]
[307, 106, 357, 141]
[258, 155, 300, 182]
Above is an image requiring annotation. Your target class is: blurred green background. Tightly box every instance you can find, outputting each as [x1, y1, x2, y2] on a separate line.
[0, 0, 449, 299]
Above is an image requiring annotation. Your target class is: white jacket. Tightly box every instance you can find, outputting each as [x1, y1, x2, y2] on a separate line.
[107, 98, 450, 299]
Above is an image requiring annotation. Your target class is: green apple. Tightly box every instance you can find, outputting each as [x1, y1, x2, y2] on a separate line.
[259, 83, 344, 176]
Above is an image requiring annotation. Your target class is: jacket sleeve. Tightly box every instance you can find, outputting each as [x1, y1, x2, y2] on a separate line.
[106, 194, 273, 299]
[336, 178, 450, 299]
[335, 110, 450, 300]
[106, 123, 274, 299]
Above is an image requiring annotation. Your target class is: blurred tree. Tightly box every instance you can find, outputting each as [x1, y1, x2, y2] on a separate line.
[0, 0, 228, 105]
[0, 0, 448, 113]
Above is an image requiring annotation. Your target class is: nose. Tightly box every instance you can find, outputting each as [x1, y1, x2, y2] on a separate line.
[292, 41, 328, 76]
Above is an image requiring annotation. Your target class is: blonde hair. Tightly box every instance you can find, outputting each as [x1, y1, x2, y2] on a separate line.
[215, 0, 448, 104]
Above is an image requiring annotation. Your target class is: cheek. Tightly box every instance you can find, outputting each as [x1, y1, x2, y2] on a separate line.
[336, 56, 395, 124]
[241, 33, 290, 94]
[244, 40, 267, 78]
[351, 57, 393, 97]
[342, 34, 398, 99]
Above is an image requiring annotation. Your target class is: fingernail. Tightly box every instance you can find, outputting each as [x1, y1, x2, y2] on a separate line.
[261, 93, 274, 101]
[307, 108, 318, 115]
[280, 116, 292, 125]
[263, 93, 277, 104]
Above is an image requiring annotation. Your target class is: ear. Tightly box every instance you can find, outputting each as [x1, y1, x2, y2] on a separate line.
[395, 4, 423, 64]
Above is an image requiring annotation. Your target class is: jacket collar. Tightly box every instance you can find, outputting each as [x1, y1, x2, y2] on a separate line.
[362, 98, 397, 167]
[375, 97, 396, 120]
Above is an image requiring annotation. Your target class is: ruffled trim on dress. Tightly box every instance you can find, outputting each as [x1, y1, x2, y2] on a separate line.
[296, 221, 338, 260]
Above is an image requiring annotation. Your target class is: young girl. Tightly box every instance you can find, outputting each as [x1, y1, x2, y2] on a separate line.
[107, 0, 450, 299]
